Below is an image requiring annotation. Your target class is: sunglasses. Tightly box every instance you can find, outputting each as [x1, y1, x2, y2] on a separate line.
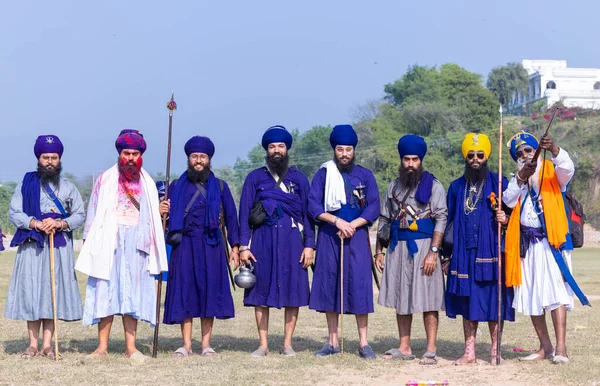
[467, 152, 485, 160]
[516, 146, 534, 159]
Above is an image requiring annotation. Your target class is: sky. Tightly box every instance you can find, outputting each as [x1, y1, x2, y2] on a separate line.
[1, 0, 599, 182]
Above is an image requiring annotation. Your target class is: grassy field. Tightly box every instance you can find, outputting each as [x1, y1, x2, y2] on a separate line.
[0, 248, 598, 385]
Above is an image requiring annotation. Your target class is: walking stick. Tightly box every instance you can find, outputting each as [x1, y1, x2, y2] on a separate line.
[366, 233, 381, 291]
[220, 224, 236, 291]
[496, 105, 503, 366]
[49, 230, 59, 361]
[340, 236, 345, 354]
[153, 93, 177, 358]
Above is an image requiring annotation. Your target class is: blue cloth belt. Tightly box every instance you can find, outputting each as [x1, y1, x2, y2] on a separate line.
[390, 218, 435, 258]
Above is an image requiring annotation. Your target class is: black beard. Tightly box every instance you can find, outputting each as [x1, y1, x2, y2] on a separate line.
[465, 161, 489, 184]
[334, 154, 355, 173]
[37, 161, 62, 186]
[187, 164, 211, 183]
[266, 153, 289, 177]
[398, 164, 423, 190]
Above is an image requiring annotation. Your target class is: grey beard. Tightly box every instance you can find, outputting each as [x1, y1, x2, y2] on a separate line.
[37, 162, 62, 186]
[398, 164, 423, 190]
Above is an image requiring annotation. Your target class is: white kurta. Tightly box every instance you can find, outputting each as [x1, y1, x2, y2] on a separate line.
[503, 149, 575, 316]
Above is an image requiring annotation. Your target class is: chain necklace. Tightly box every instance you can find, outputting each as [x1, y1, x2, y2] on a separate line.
[464, 179, 484, 215]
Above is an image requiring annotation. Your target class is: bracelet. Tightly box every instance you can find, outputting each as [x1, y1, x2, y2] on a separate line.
[333, 216, 339, 226]
[238, 248, 250, 253]
[373, 252, 384, 258]
[34, 221, 40, 231]
[515, 172, 526, 182]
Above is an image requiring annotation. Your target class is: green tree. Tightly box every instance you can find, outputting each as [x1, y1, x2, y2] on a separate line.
[486, 62, 529, 108]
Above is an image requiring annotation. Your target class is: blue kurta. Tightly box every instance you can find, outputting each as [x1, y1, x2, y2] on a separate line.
[163, 177, 239, 323]
[308, 165, 380, 314]
[239, 166, 315, 309]
[445, 172, 515, 322]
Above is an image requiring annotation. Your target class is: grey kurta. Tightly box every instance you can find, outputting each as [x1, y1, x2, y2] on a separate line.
[377, 177, 447, 315]
[4, 178, 85, 321]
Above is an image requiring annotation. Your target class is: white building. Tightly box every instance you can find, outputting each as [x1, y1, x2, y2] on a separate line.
[511, 60, 600, 111]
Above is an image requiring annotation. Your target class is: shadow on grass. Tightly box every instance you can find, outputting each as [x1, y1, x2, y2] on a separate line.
[2, 333, 325, 356]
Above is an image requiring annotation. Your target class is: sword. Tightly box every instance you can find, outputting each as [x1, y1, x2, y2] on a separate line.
[220, 224, 236, 291]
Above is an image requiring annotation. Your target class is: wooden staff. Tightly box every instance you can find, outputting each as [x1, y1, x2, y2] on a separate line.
[496, 105, 503, 366]
[153, 93, 177, 358]
[340, 237, 345, 354]
[49, 230, 59, 361]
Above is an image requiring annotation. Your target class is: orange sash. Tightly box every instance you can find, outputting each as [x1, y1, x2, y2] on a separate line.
[504, 159, 569, 287]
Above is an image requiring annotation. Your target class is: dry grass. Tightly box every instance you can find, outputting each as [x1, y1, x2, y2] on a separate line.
[0, 248, 599, 385]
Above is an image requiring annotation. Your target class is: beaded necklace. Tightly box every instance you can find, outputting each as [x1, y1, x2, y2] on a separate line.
[463, 179, 484, 215]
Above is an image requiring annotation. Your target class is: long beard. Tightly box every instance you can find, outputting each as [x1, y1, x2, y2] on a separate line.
[334, 154, 355, 173]
[118, 157, 142, 182]
[187, 162, 211, 183]
[465, 161, 489, 184]
[398, 164, 423, 190]
[266, 153, 289, 177]
[37, 161, 62, 186]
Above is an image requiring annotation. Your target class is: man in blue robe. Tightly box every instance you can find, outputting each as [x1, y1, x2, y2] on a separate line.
[159, 136, 240, 357]
[308, 124, 380, 359]
[6, 135, 85, 360]
[443, 133, 514, 365]
[239, 125, 315, 357]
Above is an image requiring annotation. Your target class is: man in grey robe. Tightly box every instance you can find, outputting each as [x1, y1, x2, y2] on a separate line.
[5, 135, 85, 360]
[375, 135, 447, 365]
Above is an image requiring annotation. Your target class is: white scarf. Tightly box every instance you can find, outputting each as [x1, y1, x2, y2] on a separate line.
[320, 160, 346, 212]
[75, 165, 168, 280]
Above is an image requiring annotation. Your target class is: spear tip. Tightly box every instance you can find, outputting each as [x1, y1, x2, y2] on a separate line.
[166, 92, 177, 111]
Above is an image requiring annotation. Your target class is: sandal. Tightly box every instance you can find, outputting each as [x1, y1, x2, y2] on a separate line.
[21, 346, 38, 359]
[172, 347, 191, 358]
[419, 351, 438, 365]
[384, 348, 415, 360]
[41, 346, 62, 361]
[201, 347, 217, 357]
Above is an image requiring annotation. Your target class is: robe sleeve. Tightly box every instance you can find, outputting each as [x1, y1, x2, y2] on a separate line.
[360, 169, 380, 225]
[308, 168, 326, 223]
[377, 181, 394, 235]
[297, 172, 315, 249]
[502, 177, 523, 209]
[82, 173, 102, 240]
[430, 180, 448, 234]
[63, 181, 86, 231]
[551, 148, 575, 190]
[9, 182, 34, 230]
[221, 181, 240, 247]
[239, 171, 257, 246]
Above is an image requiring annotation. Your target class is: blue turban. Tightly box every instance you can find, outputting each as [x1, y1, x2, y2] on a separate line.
[329, 124, 358, 149]
[508, 130, 539, 161]
[261, 125, 293, 150]
[397, 134, 427, 160]
[115, 129, 147, 154]
[185, 136, 215, 158]
[34, 135, 64, 159]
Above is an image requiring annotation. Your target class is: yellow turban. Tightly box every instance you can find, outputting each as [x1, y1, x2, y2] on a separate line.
[462, 133, 492, 159]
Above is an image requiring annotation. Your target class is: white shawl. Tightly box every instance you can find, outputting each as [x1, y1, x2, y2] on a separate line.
[320, 160, 346, 212]
[75, 165, 168, 280]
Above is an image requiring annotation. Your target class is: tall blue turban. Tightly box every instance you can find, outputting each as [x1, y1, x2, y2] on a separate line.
[508, 130, 539, 161]
[261, 125, 293, 150]
[34, 135, 64, 159]
[329, 124, 358, 149]
[397, 134, 427, 160]
[184, 136, 215, 158]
